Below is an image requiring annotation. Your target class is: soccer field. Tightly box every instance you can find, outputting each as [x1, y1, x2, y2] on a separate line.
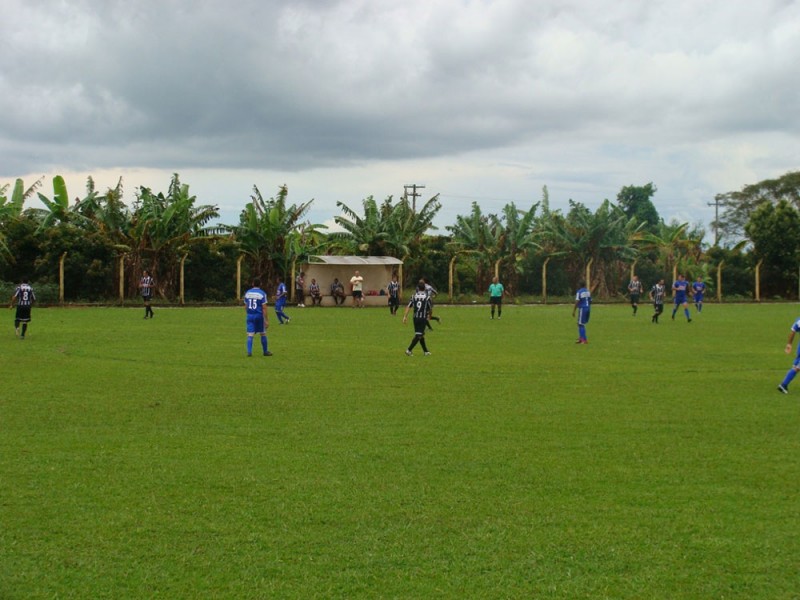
[1, 303, 798, 598]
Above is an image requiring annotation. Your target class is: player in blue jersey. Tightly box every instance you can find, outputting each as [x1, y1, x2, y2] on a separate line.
[572, 280, 591, 344]
[692, 276, 706, 313]
[777, 316, 800, 394]
[274, 277, 291, 324]
[10, 279, 35, 339]
[671, 274, 692, 323]
[402, 280, 433, 356]
[243, 278, 272, 357]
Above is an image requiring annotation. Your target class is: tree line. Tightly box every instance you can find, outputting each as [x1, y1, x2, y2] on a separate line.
[1, 171, 799, 302]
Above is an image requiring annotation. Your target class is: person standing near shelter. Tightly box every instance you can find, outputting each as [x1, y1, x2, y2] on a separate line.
[387, 272, 400, 315]
[243, 277, 272, 357]
[139, 270, 155, 319]
[350, 270, 364, 308]
[295, 271, 306, 307]
[572, 280, 591, 344]
[649, 278, 666, 323]
[488, 276, 504, 319]
[692, 276, 706, 313]
[671, 274, 692, 323]
[628, 275, 643, 316]
[403, 280, 432, 356]
[10, 278, 35, 339]
[274, 277, 291, 324]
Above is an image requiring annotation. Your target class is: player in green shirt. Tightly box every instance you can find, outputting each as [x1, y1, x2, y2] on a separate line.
[488, 276, 505, 319]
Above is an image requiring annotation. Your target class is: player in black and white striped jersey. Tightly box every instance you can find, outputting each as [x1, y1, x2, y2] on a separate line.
[402, 280, 432, 356]
[11, 279, 35, 339]
[649, 279, 665, 323]
[628, 275, 643, 316]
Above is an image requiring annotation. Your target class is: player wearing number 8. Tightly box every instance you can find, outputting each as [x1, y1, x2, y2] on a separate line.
[10, 278, 35, 339]
[244, 278, 272, 357]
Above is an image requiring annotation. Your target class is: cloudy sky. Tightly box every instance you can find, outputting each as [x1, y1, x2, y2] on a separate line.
[2, 0, 798, 235]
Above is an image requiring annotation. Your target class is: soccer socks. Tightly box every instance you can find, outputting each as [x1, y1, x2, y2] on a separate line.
[578, 325, 587, 341]
[260, 336, 268, 355]
[247, 336, 254, 355]
[684, 308, 691, 321]
[781, 369, 798, 389]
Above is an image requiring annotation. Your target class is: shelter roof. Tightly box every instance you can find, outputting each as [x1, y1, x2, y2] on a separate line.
[307, 256, 403, 266]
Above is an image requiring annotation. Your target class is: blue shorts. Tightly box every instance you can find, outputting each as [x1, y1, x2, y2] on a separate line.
[576, 307, 590, 325]
[694, 294, 704, 302]
[246, 314, 265, 334]
[674, 296, 687, 305]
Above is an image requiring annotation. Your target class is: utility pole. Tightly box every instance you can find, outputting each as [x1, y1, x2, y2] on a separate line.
[404, 184, 425, 214]
[707, 196, 721, 246]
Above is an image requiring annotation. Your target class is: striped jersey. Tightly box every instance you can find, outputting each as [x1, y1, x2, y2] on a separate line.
[650, 283, 665, 304]
[140, 275, 154, 296]
[408, 290, 432, 320]
[628, 279, 643, 294]
[14, 284, 35, 307]
[387, 280, 400, 298]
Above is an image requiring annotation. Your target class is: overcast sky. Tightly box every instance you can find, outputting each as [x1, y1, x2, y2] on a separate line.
[2, 0, 798, 235]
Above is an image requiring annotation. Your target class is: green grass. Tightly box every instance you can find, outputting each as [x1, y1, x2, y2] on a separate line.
[1, 303, 799, 599]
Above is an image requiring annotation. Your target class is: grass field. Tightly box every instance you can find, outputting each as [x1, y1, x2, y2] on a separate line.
[1, 301, 799, 599]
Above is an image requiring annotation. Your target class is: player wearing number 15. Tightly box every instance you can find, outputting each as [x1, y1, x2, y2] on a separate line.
[244, 278, 272, 357]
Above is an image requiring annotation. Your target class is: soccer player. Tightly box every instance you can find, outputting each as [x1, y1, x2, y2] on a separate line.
[387, 273, 400, 315]
[649, 278, 665, 323]
[692, 276, 706, 313]
[572, 280, 591, 344]
[671, 274, 692, 322]
[488, 276, 504, 319]
[274, 277, 291, 324]
[10, 278, 35, 339]
[330, 278, 346, 305]
[295, 271, 305, 307]
[243, 277, 271, 357]
[139, 270, 155, 319]
[423, 279, 440, 327]
[309, 278, 322, 306]
[402, 280, 432, 356]
[777, 316, 800, 394]
[628, 275, 643, 316]
[350, 270, 364, 308]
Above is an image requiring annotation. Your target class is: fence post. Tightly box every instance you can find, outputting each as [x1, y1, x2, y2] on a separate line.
[59, 252, 67, 304]
[716, 261, 724, 303]
[542, 257, 551, 304]
[585, 258, 593, 292]
[119, 255, 125, 304]
[179, 254, 187, 305]
[236, 256, 244, 300]
[448, 255, 457, 302]
[754, 259, 763, 302]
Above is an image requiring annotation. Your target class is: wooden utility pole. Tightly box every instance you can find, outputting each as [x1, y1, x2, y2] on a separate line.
[404, 184, 425, 213]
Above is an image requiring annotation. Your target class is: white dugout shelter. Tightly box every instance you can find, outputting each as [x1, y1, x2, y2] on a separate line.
[297, 256, 404, 307]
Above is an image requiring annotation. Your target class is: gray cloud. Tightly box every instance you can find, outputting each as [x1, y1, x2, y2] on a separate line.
[1, 0, 798, 228]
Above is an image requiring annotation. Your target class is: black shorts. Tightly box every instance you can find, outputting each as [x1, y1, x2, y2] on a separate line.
[353, 290, 363, 298]
[630, 294, 640, 304]
[15, 306, 32, 322]
[413, 317, 428, 334]
[490, 296, 502, 305]
[389, 295, 399, 306]
[142, 294, 152, 302]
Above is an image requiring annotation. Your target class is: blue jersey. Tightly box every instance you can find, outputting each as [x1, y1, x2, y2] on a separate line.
[692, 281, 706, 298]
[575, 287, 591, 308]
[673, 279, 689, 303]
[244, 287, 268, 315]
